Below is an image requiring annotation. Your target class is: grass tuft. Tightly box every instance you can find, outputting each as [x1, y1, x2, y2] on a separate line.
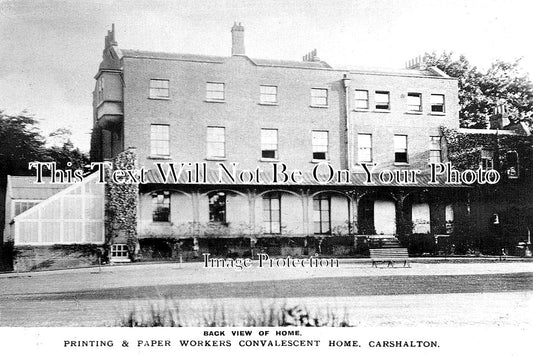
[118, 300, 351, 327]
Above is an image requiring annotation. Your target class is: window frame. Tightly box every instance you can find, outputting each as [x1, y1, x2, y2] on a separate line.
[313, 194, 331, 235]
[206, 126, 226, 159]
[481, 149, 494, 170]
[357, 133, 373, 163]
[407, 92, 422, 112]
[263, 192, 281, 234]
[150, 124, 170, 157]
[429, 136, 442, 163]
[375, 91, 390, 110]
[151, 190, 171, 222]
[354, 89, 369, 110]
[260, 85, 278, 104]
[209, 191, 227, 224]
[149, 79, 170, 99]
[110, 244, 129, 258]
[261, 128, 278, 159]
[312, 130, 329, 161]
[12, 200, 41, 217]
[394, 134, 408, 164]
[206, 82, 225, 101]
[96, 76, 105, 104]
[310, 88, 328, 107]
[430, 94, 445, 113]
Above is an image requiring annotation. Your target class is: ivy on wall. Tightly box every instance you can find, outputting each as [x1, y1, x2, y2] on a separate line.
[441, 127, 496, 170]
[441, 126, 533, 173]
[105, 148, 139, 260]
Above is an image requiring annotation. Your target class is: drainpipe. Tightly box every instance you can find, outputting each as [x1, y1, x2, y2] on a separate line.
[342, 74, 352, 170]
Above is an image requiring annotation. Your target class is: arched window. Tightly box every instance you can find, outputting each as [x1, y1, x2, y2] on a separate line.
[152, 191, 170, 222]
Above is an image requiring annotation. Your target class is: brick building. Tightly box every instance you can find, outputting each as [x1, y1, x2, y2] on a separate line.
[5, 23, 481, 269]
[89, 23, 468, 261]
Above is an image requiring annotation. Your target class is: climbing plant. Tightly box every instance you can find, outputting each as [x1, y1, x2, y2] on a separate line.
[105, 149, 139, 260]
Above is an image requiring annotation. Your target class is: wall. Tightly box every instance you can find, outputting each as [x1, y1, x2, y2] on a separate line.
[348, 71, 459, 172]
[13, 245, 102, 272]
[121, 55, 346, 173]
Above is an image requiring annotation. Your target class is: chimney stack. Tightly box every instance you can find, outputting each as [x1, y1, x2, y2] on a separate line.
[405, 55, 428, 70]
[105, 23, 118, 49]
[231, 22, 245, 56]
[302, 49, 320, 62]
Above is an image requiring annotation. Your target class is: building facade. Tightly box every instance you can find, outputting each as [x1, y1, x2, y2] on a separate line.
[5, 23, 488, 271]
[88, 23, 468, 261]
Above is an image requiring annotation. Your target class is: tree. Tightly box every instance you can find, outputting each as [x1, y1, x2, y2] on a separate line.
[0, 111, 47, 177]
[46, 129, 89, 171]
[0, 111, 89, 178]
[424, 52, 533, 128]
[46, 141, 90, 172]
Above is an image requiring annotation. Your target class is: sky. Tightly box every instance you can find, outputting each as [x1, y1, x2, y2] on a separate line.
[1, 0, 532, 152]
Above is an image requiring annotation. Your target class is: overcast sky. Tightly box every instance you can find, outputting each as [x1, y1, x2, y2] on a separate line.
[1, 0, 532, 152]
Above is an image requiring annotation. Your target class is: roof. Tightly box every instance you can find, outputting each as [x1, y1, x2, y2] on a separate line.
[120, 48, 333, 70]
[345, 66, 449, 78]
[7, 176, 71, 200]
[119, 48, 449, 77]
[143, 169, 468, 188]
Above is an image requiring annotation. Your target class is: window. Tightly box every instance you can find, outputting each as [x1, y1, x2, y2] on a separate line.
[261, 129, 278, 159]
[263, 192, 281, 234]
[311, 88, 328, 107]
[431, 94, 445, 113]
[354, 90, 369, 109]
[96, 77, 104, 104]
[407, 93, 422, 112]
[429, 136, 442, 163]
[150, 124, 170, 156]
[394, 135, 408, 163]
[206, 82, 225, 101]
[312, 131, 328, 160]
[13, 201, 40, 216]
[206, 127, 225, 158]
[358, 134, 372, 162]
[313, 195, 331, 234]
[149, 79, 169, 99]
[152, 191, 170, 222]
[209, 192, 227, 223]
[260, 85, 278, 103]
[506, 151, 519, 178]
[110, 244, 129, 259]
[481, 149, 494, 170]
[375, 91, 390, 110]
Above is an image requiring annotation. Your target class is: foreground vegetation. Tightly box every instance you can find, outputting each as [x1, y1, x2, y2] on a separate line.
[118, 302, 351, 327]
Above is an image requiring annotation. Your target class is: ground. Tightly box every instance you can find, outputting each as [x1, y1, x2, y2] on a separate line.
[0, 259, 532, 326]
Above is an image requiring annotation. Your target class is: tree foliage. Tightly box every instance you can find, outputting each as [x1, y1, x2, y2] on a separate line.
[0, 111, 47, 177]
[424, 52, 533, 128]
[0, 110, 89, 179]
